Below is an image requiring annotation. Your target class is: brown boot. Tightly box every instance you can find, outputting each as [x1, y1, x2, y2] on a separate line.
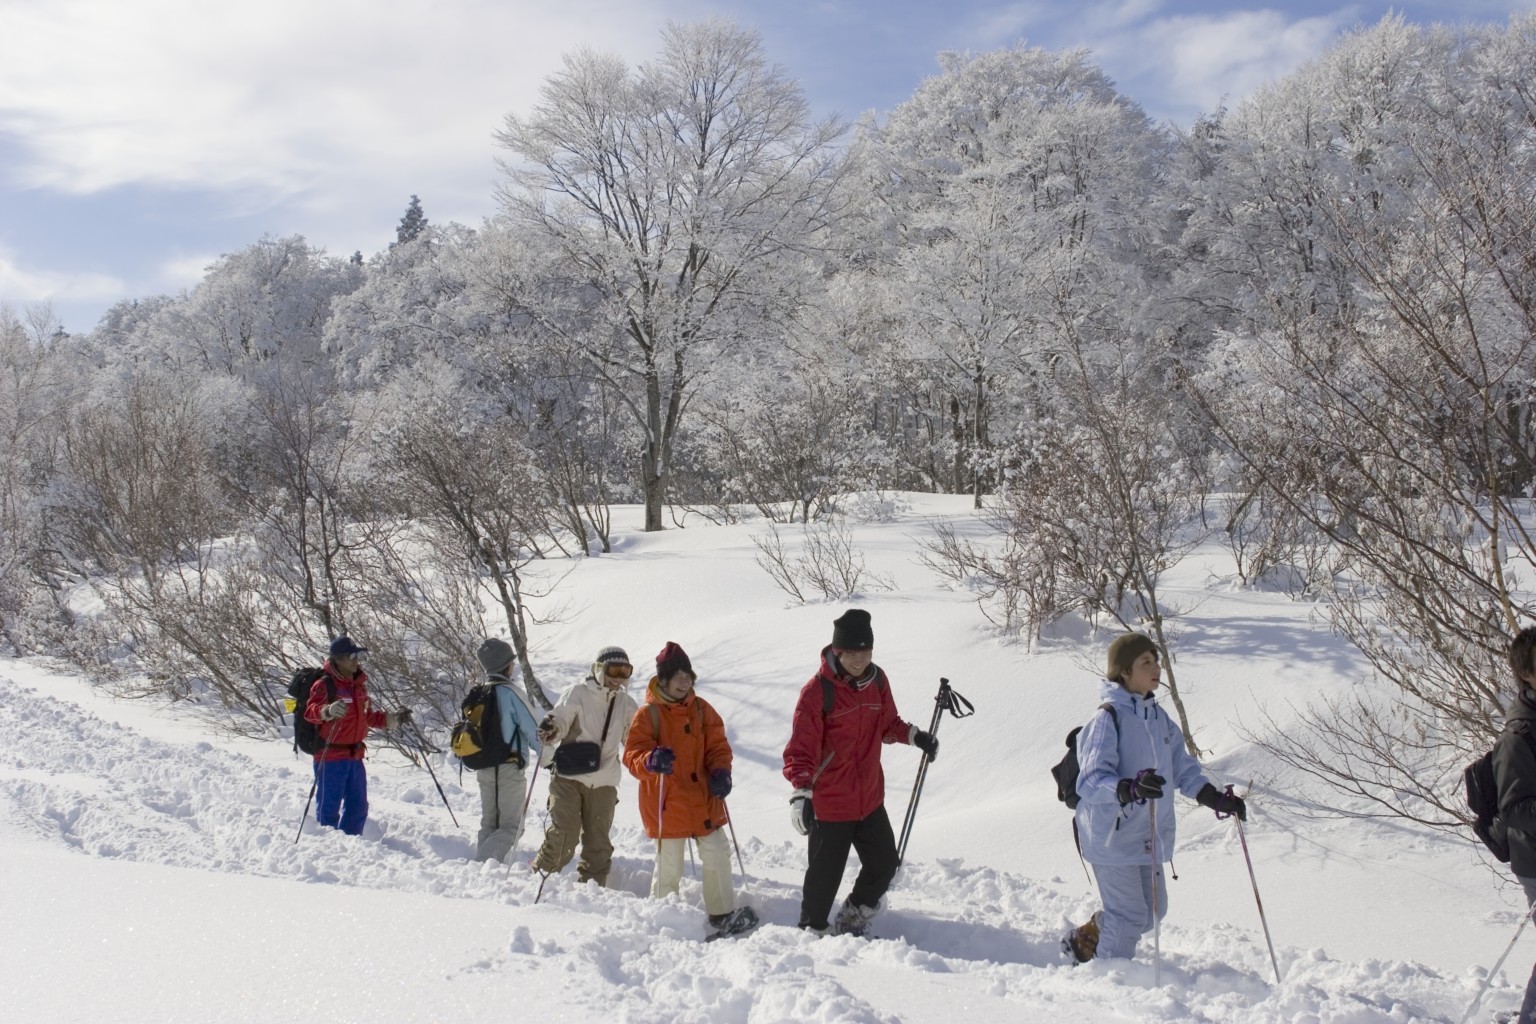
[1061, 912, 1100, 964]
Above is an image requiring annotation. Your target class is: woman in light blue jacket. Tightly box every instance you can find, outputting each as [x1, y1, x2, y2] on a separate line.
[473, 638, 543, 862]
[1063, 633, 1246, 963]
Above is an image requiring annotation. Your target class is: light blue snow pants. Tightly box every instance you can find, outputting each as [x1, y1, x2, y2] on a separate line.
[1091, 861, 1168, 960]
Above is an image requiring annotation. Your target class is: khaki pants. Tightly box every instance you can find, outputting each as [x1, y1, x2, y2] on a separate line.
[651, 829, 734, 916]
[532, 775, 618, 885]
[474, 761, 528, 863]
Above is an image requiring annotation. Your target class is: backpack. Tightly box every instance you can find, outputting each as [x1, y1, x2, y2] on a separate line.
[1051, 703, 1118, 809]
[286, 667, 331, 755]
[452, 684, 514, 770]
[1465, 746, 1512, 863]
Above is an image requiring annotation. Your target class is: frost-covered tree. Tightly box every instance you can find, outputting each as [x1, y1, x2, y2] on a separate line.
[135, 235, 362, 376]
[494, 20, 848, 531]
[0, 304, 77, 651]
[857, 46, 1170, 505]
[1185, 15, 1536, 828]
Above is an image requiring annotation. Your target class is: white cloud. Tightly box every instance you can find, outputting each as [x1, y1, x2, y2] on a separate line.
[157, 254, 219, 290]
[1136, 10, 1355, 116]
[0, 245, 125, 302]
[0, 0, 673, 207]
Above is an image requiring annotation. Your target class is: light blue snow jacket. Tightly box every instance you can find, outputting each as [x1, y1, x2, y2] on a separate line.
[488, 674, 542, 764]
[1073, 679, 1209, 866]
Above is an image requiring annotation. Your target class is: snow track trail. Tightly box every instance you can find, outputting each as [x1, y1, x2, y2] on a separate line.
[1, 665, 1520, 1022]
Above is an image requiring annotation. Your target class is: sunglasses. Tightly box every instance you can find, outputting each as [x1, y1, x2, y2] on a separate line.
[604, 664, 633, 679]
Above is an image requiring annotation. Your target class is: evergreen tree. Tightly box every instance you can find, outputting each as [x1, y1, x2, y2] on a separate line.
[395, 195, 428, 245]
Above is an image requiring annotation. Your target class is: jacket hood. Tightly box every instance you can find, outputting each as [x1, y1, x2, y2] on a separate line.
[1507, 688, 1536, 725]
[644, 675, 697, 707]
[817, 645, 881, 688]
[1097, 677, 1159, 714]
[581, 672, 629, 697]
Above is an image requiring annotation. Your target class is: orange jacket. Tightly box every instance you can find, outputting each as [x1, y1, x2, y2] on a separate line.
[622, 678, 732, 839]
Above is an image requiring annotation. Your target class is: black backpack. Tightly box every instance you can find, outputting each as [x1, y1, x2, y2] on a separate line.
[286, 667, 331, 755]
[1051, 703, 1118, 809]
[1465, 745, 1512, 863]
[451, 684, 514, 770]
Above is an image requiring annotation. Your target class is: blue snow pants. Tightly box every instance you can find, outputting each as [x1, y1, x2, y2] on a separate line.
[315, 758, 369, 836]
[1091, 861, 1168, 960]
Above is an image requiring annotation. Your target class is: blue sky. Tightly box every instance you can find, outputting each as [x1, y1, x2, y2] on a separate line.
[1, 0, 1530, 335]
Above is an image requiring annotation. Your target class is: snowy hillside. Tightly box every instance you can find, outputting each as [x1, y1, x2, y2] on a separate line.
[2, 495, 1529, 1022]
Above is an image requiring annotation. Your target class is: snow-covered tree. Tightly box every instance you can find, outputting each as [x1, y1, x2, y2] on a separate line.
[493, 20, 848, 531]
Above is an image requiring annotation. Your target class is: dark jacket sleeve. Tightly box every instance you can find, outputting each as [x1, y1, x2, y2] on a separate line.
[1494, 723, 1536, 835]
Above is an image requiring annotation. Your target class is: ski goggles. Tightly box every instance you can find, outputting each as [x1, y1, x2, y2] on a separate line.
[603, 663, 633, 679]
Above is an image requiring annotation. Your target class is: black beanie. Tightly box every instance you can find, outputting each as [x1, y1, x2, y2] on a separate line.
[831, 609, 874, 650]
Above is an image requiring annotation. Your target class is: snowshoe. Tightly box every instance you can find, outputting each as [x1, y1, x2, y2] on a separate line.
[831, 899, 878, 939]
[705, 905, 761, 941]
[1061, 913, 1099, 965]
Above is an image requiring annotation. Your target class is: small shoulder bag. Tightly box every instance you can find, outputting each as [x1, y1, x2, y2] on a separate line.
[552, 697, 618, 776]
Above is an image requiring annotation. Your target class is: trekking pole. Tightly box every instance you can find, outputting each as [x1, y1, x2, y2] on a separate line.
[896, 678, 975, 865]
[505, 757, 543, 879]
[295, 776, 319, 844]
[294, 730, 332, 844]
[1459, 899, 1536, 1024]
[1221, 783, 1282, 984]
[1150, 798, 1162, 987]
[723, 801, 746, 877]
[408, 721, 459, 829]
[657, 773, 666, 852]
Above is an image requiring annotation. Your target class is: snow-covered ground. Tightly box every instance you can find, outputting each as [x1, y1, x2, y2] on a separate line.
[1, 494, 1528, 1022]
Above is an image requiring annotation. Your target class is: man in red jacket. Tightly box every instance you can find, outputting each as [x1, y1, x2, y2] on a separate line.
[304, 636, 411, 836]
[782, 610, 938, 936]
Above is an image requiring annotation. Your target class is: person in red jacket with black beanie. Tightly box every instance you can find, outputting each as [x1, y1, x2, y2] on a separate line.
[782, 609, 938, 936]
[303, 636, 412, 836]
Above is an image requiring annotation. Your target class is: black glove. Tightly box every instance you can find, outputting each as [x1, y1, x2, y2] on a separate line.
[709, 768, 732, 798]
[1116, 769, 1166, 805]
[912, 729, 939, 763]
[1197, 783, 1248, 821]
[644, 746, 675, 775]
[397, 708, 413, 725]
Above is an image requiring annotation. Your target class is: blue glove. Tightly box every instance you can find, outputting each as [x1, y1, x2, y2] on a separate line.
[644, 746, 675, 775]
[709, 768, 732, 797]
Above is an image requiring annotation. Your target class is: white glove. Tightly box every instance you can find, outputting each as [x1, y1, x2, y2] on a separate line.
[790, 789, 813, 836]
[320, 700, 348, 721]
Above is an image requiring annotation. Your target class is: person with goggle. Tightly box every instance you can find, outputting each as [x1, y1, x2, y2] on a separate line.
[529, 646, 640, 888]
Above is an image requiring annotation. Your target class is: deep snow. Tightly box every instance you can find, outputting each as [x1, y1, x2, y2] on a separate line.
[1, 494, 1530, 1022]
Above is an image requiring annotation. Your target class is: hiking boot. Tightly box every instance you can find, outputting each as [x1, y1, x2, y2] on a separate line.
[1061, 912, 1100, 964]
[707, 906, 761, 940]
[831, 900, 878, 938]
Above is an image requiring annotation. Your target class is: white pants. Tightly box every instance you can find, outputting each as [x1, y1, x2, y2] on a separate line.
[651, 829, 734, 916]
[475, 761, 527, 863]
